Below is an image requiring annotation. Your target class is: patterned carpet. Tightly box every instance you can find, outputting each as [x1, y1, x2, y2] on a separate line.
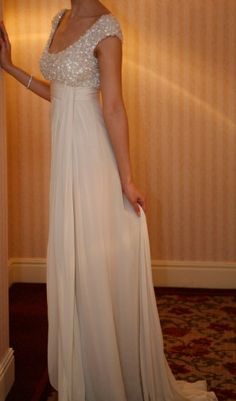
[155, 288, 236, 401]
[6, 284, 236, 401]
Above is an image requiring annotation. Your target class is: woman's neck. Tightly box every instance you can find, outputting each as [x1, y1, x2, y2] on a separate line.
[70, 0, 102, 17]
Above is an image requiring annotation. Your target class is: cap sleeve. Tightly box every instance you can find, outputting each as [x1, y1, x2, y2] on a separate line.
[93, 14, 123, 50]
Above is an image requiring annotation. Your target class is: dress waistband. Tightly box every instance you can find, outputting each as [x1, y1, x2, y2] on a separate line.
[51, 81, 100, 100]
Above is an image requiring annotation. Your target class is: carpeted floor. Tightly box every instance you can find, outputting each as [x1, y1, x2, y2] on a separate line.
[155, 287, 236, 401]
[6, 283, 236, 401]
[6, 283, 49, 401]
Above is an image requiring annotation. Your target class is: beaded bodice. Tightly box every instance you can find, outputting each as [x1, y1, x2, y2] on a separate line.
[39, 8, 123, 88]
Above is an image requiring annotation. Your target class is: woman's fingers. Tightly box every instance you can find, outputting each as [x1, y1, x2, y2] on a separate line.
[133, 202, 141, 216]
[123, 181, 146, 217]
[137, 192, 146, 210]
[137, 196, 145, 210]
[0, 21, 11, 49]
[133, 195, 146, 216]
[0, 21, 12, 69]
[0, 36, 5, 51]
[0, 22, 5, 38]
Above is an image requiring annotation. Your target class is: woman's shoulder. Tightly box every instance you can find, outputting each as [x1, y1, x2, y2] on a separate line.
[95, 12, 123, 43]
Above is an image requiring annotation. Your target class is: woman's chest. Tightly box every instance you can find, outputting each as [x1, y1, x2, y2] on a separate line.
[48, 18, 98, 54]
[39, 45, 100, 87]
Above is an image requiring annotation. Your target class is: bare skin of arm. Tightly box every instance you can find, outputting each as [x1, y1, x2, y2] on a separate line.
[96, 36, 146, 216]
[0, 20, 50, 101]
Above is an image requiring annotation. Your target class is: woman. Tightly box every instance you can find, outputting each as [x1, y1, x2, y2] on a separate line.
[0, 1, 218, 400]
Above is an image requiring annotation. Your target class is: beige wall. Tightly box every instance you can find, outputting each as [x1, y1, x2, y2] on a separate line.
[4, 0, 236, 264]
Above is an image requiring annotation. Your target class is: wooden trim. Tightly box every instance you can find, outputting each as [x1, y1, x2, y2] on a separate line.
[0, 348, 15, 401]
[8, 258, 236, 289]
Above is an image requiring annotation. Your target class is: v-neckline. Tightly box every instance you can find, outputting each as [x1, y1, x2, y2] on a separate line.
[47, 8, 111, 55]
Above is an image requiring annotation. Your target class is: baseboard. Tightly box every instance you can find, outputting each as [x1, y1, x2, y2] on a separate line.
[8, 258, 236, 289]
[152, 259, 236, 288]
[0, 348, 15, 401]
[8, 258, 46, 287]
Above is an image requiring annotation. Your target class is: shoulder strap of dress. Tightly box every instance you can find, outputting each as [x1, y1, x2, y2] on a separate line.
[51, 8, 67, 29]
[48, 9, 67, 49]
[92, 14, 123, 49]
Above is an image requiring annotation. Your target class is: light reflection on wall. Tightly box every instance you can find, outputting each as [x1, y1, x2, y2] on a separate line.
[125, 58, 236, 130]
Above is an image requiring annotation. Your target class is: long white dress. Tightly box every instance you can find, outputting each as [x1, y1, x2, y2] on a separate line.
[39, 8, 218, 401]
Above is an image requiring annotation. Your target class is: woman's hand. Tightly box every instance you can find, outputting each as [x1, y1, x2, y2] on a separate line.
[122, 179, 146, 216]
[0, 20, 13, 71]
[0, 20, 50, 101]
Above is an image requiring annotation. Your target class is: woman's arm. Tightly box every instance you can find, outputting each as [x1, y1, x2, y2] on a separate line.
[0, 21, 50, 101]
[96, 36, 145, 216]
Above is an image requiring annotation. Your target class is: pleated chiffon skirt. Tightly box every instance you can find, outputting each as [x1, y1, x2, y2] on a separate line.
[46, 81, 218, 401]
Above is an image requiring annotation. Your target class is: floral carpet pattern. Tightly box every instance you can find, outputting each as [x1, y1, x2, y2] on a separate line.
[155, 288, 236, 401]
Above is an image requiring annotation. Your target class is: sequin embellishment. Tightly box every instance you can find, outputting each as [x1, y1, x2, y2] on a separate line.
[39, 8, 123, 88]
